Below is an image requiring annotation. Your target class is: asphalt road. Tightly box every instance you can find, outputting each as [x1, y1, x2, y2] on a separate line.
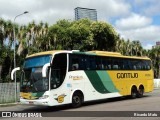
[0, 88, 160, 120]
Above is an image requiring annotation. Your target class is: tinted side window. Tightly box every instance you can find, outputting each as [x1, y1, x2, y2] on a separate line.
[101, 57, 109, 69]
[141, 60, 151, 70]
[69, 54, 151, 71]
[69, 54, 96, 71]
[123, 59, 151, 70]
[69, 54, 80, 71]
[95, 56, 102, 69]
[88, 56, 96, 70]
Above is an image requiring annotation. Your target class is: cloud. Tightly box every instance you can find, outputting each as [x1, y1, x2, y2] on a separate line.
[92, 0, 130, 16]
[0, 0, 131, 24]
[0, 0, 159, 49]
[0, 0, 77, 24]
[115, 13, 152, 30]
[140, 0, 160, 16]
[117, 25, 160, 48]
[78, 0, 131, 21]
[143, 43, 153, 50]
[29, 9, 74, 25]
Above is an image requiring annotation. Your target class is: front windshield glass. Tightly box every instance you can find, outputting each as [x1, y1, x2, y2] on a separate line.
[21, 55, 52, 92]
[24, 55, 52, 68]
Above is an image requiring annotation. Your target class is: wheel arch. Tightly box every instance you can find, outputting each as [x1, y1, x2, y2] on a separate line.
[138, 84, 144, 90]
[70, 89, 84, 103]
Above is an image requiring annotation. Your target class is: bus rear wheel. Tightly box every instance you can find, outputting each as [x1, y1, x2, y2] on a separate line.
[137, 87, 144, 98]
[72, 92, 83, 108]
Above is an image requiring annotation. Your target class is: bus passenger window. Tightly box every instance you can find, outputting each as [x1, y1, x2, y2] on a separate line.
[101, 64, 104, 69]
[147, 65, 151, 70]
[113, 65, 119, 70]
[71, 58, 79, 71]
[133, 65, 136, 70]
[108, 65, 111, 69]
[96, 63, 101, 69]
[72, 63, 79, 70]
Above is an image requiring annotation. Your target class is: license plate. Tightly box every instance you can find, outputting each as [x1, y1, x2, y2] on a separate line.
[29, 101, 34, 104]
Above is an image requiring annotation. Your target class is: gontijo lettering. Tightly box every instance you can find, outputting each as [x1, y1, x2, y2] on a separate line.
[117, 73, 138, 79]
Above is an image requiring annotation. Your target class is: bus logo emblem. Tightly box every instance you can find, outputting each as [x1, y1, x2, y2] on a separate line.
[55, 94, 66, 103]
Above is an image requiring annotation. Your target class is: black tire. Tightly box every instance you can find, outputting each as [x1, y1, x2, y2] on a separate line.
[72, 93, 83, 108]
[131, 87, 137, 99]
[137, 87, 144, 98]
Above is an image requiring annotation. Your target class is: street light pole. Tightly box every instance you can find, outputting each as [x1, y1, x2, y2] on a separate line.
[13, 11, 28, 103]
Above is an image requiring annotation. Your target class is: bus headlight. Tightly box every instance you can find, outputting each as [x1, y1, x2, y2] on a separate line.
[39, 95, 49, 99]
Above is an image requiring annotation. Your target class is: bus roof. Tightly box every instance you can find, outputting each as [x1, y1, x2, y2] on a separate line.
[26, 50, 66, 58]
[86, 51, 150, 60]
[26, 50, 150, 60]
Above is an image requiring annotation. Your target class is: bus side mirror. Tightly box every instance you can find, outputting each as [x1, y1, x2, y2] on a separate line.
[42, 63, 50, 77]
[11, 67, 20, 80]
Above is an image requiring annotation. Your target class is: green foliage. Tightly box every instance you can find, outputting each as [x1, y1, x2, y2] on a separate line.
[0, 46, 8, 65]
[90, 21, 118, 51]
[48, 19, 118, 51]
[0, 18, 160, 82]
[148, 46, 160, 78]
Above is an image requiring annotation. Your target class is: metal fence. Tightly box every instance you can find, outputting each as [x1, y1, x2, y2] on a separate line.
[0, 83, 20, 104]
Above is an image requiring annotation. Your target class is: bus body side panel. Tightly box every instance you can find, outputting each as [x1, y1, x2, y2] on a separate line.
[83, 70, 122, 101]
[47, 81, 71, 106]
[20, 69, 153, 106]
[83, 69, 153, 101]
[66, 70, 122, 102]
[107, 70, 154, 96]
[64, 70, 111, 102]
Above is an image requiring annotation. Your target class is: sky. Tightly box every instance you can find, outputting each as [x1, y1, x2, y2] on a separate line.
[0, 0, 160, 49]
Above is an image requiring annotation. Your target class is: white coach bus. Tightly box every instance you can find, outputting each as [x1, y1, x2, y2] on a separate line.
[11, 50, 154, 107]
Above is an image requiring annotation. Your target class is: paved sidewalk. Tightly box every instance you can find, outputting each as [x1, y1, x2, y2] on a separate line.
[0, 102, 19, 107]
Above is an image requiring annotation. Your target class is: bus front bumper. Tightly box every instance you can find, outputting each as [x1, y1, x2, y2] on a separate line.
[20, 98, 49, 106]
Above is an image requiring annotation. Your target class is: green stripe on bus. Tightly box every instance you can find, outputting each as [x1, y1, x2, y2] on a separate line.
[85, 71, 110, 93]
[96, 71, 119, 93]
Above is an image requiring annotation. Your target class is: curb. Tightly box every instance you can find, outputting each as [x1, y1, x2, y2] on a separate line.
[0, 102, 20, 107]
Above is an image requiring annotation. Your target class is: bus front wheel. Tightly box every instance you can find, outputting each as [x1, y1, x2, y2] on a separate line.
[72, 92, 83, 108]
[131, 87, 137, 99]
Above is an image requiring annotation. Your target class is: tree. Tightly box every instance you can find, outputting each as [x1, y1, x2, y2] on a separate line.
[90, 21, 118, 51]
[48, 19, 118, 51]
[4, 21, 15, 49]
[17, 25, 27, 55]
[67, 19, 94, 50]
[132, 41, 143, 56]
[0, 19, 15, 82]
[1, 17, 160, 81]
[0, 18, 5, 46]
[115, 36, 126, 55]
[0, 19, 5, 81]
[123, 39, 131, 56]
[48, 19, 72, 50]
[149, 46, 160, 78]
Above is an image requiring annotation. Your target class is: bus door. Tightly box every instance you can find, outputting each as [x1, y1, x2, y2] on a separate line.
[50, 53, 69, 104]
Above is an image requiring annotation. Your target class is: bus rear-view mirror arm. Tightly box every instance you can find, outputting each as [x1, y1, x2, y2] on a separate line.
[42, 63, 50, 77]
[11, 67, 20, 80]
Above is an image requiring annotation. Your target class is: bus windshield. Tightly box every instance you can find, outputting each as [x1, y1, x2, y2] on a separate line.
[24, 55, 52, 68]
[21, 55, 52, 92]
